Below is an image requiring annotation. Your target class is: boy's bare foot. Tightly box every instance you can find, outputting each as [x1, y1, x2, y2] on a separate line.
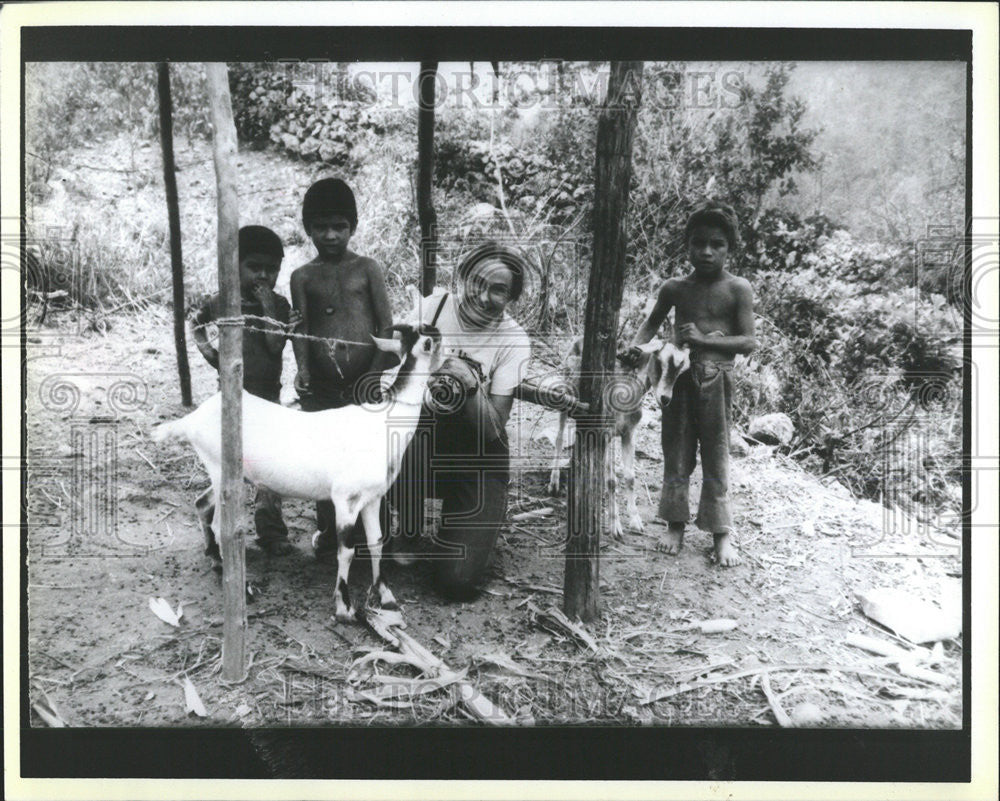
[713, 532, 741, 566]
[656, 523, 685, 555]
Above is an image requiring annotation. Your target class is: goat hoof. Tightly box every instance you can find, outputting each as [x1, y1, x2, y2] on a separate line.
[547, 478, 561, 495]
[389, 551, 416, 567]
[335, 607, 357, 624]
[378, 585, 399, 610]
[628, 515, 644, 532]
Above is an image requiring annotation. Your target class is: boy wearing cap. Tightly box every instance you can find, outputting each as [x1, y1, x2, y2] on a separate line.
[624, 202, 757, 567]
[290, 178, 393, 556]
[192, 225, 298, 555]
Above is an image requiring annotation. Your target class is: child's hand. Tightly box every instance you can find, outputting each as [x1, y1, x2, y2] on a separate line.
[677, 323, 705, 346]
[288, 309, 303, 333]
[253, 283, 276, 312]
[294, 369, 311, 396]
[618, 346, 644, 368]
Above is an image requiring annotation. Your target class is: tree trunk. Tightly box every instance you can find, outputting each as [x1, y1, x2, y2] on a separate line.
[157, 62, 192, 407]
[205, 62, 246, 681]
[564, 61, 643, 622]
[417, 61, 438, 296]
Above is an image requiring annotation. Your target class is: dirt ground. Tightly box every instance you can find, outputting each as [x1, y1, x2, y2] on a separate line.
[25, 308, 963, 729]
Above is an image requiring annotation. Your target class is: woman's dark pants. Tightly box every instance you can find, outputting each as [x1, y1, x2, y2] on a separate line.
[391, 410, 510, 599]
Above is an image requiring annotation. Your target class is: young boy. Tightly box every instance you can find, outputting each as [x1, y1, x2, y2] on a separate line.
[192, 225, 298, 555]
[625, 202, 756, 567]
[290, 178, 393, 556]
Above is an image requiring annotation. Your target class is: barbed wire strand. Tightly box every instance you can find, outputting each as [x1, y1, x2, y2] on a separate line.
[194, 314, 376, 381]
[194, 313, 373, 346]
[194, 313, 502, 426]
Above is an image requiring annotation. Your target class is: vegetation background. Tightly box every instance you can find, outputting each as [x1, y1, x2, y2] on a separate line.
[23, 60, 965, 540]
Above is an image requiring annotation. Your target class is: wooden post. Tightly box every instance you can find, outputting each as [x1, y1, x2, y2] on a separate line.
[205, 62, 246, 681]
[417, 61, 438, 296]
[157, 62, 193, 407]
[564, 61, 643, 622]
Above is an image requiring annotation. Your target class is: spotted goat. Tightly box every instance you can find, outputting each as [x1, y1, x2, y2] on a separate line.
[547, 337, 690, 538]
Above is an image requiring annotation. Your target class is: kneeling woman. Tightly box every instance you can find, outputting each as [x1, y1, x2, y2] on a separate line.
[390, 242, 532, 598]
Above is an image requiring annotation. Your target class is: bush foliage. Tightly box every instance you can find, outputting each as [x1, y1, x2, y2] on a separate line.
[229, 62, 386, 169]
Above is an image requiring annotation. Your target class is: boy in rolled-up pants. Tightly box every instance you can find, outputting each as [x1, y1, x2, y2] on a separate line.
[192, 225, 298, 555]
[624, 202, 757, 566]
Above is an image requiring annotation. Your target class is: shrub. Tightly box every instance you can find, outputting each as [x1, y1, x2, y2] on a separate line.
[836, 290, 961, 388]
[433, 110, 578, 220]
[265, 89, 385, 169]
[229, 63, 295, 147]
[802, 228, 912, 287]
[228, 63, 387, 167]
[738, 263, 961, 515]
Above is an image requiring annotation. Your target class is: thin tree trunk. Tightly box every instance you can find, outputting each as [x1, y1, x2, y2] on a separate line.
[205, 62, 246, 681]
[565, 61, 643, 622]
[417, 61, 438, 296]
[157, 62, 192, 407]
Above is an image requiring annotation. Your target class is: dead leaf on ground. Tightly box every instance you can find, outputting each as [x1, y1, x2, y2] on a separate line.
[474, 651, 539, 679]
[857, 588, 960, 644]
[182, 676, 208, 717]
[148, 596, 183, 627]
[32, 686, 67, 727]
[790, 702, 824, 726]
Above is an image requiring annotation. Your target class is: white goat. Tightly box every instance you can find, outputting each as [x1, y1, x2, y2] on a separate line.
[547, 337, 690, 538]
[151, 287, 443, 622]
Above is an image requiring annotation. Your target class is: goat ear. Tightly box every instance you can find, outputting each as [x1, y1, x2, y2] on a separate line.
[406, 285, 423, 319]
[371, 335, 404, 355]
[637, 338, 663, 354]
[646, 349, 663, 383]
[397, 285, 423, 327]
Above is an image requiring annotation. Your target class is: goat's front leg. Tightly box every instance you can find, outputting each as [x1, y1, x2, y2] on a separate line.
[195, 487, 221, 562]
[326, 509, 358, 623]
[607, 436, 624, 540]
[361, 500, 398, 611]
[621, 428, 644, 532]
[548, 411, 568, 494]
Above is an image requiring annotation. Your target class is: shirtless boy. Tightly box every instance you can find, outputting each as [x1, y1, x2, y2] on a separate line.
[290, 178, 393, 556]
[625, 202, 756, 566]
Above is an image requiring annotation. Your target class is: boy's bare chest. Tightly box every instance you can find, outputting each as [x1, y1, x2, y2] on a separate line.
[676, 282, 735, 322]
[305, 266, 369, 311]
